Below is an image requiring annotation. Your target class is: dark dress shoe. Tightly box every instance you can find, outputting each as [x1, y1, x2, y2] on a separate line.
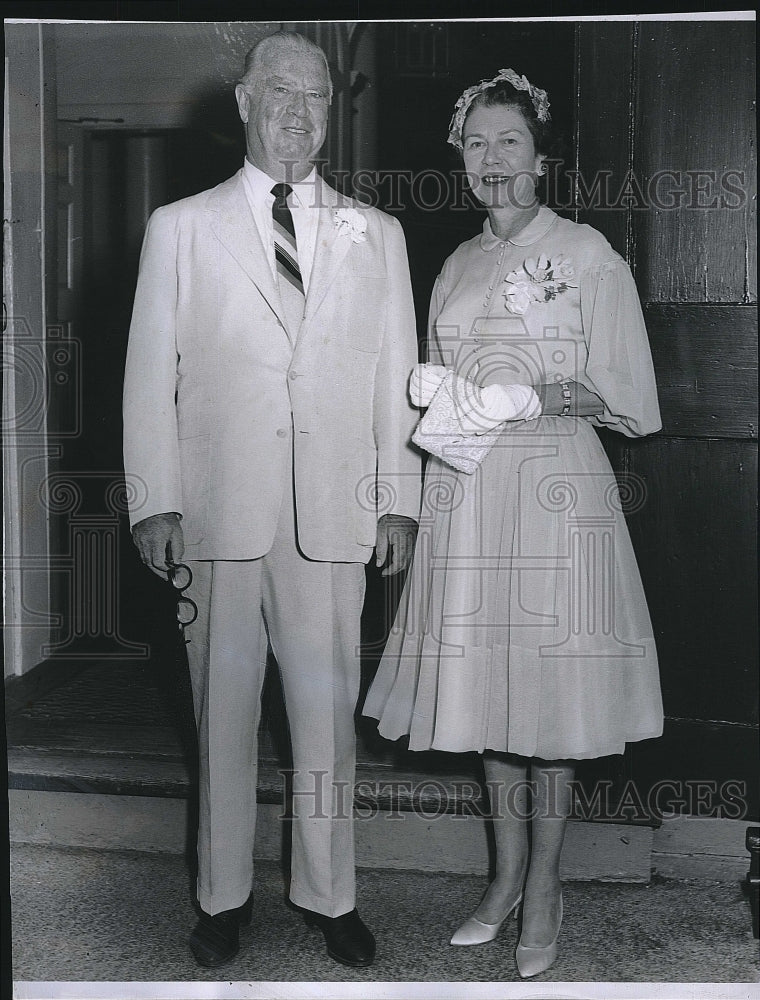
[302, 907, 376, 967]
[189, 892, 253, 968]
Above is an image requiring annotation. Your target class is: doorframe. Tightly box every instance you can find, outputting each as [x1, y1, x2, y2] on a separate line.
[3, 23, 58, 678]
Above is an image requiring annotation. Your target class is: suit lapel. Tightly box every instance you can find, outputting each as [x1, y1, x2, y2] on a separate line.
[206, 173, 288, 333]
[303, 177, 353, 324]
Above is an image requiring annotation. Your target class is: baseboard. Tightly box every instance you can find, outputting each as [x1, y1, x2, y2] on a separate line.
[652, 815, 752, 880]
[354, 807, 654, 881]
[9, 788, 652, 881]
[11, 787, 753, 883]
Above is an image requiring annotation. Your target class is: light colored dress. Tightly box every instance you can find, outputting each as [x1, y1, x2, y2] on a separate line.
[363, 207, 664, 760]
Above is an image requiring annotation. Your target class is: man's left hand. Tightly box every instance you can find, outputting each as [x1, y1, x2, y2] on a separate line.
[375, 514, 418, 576]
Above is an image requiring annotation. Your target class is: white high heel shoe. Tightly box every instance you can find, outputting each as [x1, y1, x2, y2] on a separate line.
[515, 893, 563, 978]
[449, 891, 523, 946]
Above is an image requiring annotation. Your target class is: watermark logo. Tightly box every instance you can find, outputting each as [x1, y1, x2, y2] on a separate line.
[276, 770, 749, 822]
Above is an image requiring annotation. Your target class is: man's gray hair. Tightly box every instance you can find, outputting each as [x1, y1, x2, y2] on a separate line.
[238, 31, 333, 102]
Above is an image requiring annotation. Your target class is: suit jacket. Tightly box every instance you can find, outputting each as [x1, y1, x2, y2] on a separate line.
[123, 170, 421, 562]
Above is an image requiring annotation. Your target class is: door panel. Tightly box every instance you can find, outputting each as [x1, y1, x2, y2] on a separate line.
[635, 21, 756, 303]
[645, 304, 757, 439]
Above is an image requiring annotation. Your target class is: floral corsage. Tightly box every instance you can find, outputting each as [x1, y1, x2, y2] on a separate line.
[333, 207, 367, 244]
[503, 255, 577, 315]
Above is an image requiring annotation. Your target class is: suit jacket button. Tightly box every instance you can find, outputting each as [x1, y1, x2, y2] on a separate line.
[276, 428, 288, 438]
[288, 371, 298, 380]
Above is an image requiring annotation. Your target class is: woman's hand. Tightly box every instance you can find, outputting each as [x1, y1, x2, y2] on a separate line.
[409, 363, 450, 408]
[454, 381, 542, 435]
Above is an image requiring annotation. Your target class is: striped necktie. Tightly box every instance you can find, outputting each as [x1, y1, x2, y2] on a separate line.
[271, 182, 305, 299]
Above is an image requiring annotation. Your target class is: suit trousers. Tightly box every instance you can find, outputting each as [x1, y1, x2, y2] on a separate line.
[185, 475, 366, 917]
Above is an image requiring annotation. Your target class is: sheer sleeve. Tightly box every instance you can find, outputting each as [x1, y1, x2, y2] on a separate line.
[424, 275, 448, 367]
[576, 258, 662, 438]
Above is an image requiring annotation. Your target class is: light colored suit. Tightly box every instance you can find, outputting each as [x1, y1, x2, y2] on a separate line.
[123, 170, 421, 557]
[123, 169, 421, 917]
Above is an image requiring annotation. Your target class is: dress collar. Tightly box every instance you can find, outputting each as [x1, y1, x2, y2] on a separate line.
[479, 205, 558, 251]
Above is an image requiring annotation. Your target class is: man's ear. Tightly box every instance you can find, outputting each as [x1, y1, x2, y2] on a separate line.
[234, 84, 249, 124]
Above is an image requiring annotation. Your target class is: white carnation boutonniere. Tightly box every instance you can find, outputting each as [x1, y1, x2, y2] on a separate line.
[333, 207, 367, 244]
[503, 254, 577, 315]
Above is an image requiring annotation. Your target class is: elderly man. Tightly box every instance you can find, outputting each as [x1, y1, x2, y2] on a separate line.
[123, 31, 420, 969]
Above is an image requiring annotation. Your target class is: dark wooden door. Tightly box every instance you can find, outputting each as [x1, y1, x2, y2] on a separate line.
[576, 21, 757, 819]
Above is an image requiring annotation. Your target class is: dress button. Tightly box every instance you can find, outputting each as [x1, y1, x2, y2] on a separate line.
[276, 428, 287, 438]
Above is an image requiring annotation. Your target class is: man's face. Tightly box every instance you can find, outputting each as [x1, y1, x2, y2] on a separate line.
[235, 44, 330, 183]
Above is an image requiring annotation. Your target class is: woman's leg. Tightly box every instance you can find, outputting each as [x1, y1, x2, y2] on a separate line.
[519, 759, 575, 946]
[471, 753, 531, 921]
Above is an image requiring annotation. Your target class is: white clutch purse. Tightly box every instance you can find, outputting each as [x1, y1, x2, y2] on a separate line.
[412, 371, 501, 475]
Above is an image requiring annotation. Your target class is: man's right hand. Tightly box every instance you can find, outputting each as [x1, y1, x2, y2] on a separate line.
[132, 512, 184, 579]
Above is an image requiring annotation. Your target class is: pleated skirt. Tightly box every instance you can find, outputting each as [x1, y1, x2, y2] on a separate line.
[363, 416, 664, 760]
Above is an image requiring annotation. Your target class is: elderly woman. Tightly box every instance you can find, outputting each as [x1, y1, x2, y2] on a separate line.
[364, 69, 664, 978]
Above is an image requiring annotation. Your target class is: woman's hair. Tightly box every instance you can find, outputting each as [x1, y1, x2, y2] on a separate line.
[464, 81, 555, 157]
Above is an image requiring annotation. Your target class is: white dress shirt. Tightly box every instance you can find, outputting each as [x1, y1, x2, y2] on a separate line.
[241, 158, 320, 294]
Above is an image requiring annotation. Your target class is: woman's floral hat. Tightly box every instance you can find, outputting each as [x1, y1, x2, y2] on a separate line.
[447, 68, 550, 150]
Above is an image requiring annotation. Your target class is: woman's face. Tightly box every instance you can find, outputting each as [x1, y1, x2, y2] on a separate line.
[462, 103, 544, 210]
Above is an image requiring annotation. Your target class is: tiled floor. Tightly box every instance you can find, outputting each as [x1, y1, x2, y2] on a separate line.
[9, 842, 759, 991]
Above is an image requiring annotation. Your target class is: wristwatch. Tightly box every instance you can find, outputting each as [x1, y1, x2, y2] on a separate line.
[560, 380, 572, 416]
